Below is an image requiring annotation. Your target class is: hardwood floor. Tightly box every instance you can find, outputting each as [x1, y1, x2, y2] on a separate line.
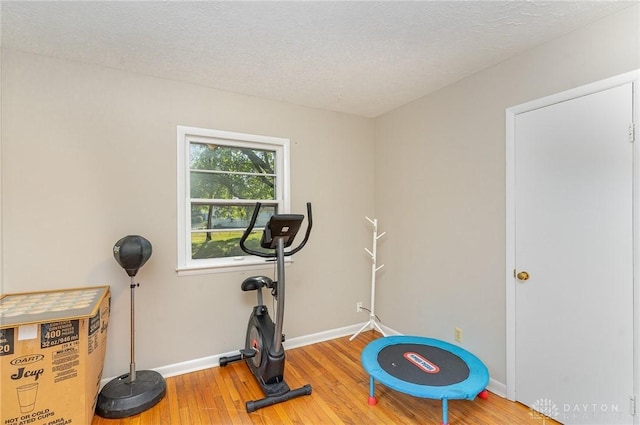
[92, 331, 556, 424]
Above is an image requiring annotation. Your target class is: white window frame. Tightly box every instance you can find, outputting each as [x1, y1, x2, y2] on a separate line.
[176, 126, 290, 275]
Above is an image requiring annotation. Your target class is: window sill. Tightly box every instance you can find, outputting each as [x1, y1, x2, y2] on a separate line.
[176, 258, 292, 277]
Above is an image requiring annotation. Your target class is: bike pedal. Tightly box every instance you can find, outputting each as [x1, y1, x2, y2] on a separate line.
[240, 348, 257, 359]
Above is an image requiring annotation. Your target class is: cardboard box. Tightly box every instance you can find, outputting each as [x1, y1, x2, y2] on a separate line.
[0, 286, 110, 425]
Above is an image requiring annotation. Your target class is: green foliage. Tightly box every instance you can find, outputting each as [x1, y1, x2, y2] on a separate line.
[188, 142, 278, 260]
[190, 143, 275, 201]
[191, 231, 270, 259]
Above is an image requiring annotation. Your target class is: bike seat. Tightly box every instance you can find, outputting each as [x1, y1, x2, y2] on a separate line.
[241, 276, 273, 291]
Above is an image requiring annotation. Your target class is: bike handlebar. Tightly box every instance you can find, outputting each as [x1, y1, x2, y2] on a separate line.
[239, 202, 312, 258]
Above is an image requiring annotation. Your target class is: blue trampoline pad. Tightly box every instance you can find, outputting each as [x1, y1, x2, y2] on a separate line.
[361, 335, 489, 424]
[362, 335, 489, 400]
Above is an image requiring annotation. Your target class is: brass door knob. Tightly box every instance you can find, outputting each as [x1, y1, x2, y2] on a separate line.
[516, 271, 530, 281]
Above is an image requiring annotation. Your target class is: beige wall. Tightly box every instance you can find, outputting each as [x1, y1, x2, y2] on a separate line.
[0, 49, 374, 377]
[374, 4, 639, 386]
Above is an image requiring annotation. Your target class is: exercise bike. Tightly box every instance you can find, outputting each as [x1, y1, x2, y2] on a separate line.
[219, 202, 313, 412]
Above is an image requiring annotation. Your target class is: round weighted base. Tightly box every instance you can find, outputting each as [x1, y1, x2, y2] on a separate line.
[95, 370, 166, 418]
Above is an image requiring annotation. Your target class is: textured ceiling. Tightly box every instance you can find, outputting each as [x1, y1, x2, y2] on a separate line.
[1, 1, 636, 117]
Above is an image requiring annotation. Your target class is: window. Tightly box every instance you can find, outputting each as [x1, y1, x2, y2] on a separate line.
[177, 126, 290, 274]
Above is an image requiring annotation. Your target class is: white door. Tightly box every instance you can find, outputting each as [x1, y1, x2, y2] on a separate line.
[514, 83, 634, 424]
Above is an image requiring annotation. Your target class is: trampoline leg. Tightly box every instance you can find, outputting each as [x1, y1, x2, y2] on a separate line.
[441, 398, 449, 425]
[368, 376, 377, 406]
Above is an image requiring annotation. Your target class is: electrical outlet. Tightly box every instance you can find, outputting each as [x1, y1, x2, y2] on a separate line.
[454, 327, 463, 343]
[356, 301, 363, 313]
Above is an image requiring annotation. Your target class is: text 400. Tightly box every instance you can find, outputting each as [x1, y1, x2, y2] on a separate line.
[44, 329, 64, 339]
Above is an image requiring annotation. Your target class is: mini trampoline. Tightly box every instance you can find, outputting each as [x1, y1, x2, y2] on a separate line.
[361, 335, 489, 425]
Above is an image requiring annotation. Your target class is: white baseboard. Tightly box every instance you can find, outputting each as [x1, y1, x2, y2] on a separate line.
[487, 378, 507, 398]
[100, 322, 507, 398]
[282, 322, 369, 349]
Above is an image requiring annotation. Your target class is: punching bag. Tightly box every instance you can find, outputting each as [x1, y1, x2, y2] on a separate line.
[113, 235, 152, 277]
[96, 234, 166, 419]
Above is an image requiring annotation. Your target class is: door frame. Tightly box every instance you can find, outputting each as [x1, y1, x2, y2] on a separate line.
[505, 70, 640, 409]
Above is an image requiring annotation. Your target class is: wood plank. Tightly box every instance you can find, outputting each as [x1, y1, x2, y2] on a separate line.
[92, 331, 559, 424]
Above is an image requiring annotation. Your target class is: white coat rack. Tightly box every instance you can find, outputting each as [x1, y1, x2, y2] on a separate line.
[350, 217, 386, 341]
